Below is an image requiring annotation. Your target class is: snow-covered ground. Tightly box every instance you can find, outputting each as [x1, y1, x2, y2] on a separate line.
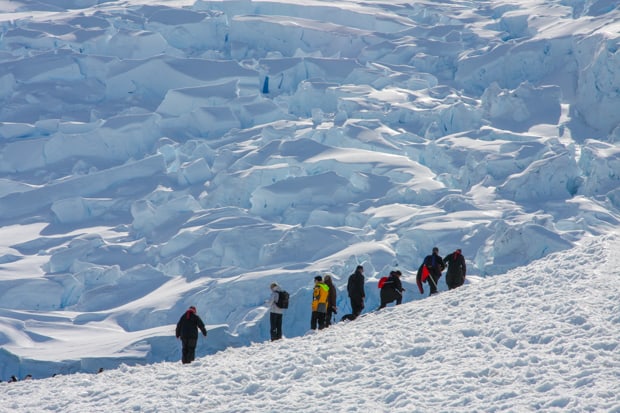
[3, 236, 619, 411]
[0, 0, 619, 410]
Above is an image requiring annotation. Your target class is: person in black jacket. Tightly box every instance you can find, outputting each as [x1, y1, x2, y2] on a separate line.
[175, 306, 207, 364]
[342, 265, 365, 321]
[378, 270, 405, 309]
[444, 248, 467, 290]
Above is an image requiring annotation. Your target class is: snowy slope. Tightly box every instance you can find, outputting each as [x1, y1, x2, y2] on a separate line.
[0, 0, 619, 387]
[2, 235, 619, 411]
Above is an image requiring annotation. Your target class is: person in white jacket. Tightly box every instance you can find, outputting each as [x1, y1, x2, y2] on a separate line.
[267, 282, 285, 341]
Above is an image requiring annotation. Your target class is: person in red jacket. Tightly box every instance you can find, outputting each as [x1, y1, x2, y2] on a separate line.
[175, 306, 207, 364]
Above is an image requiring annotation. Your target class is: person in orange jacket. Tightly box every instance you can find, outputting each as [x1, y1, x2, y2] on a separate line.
[311, 276, 329, 330]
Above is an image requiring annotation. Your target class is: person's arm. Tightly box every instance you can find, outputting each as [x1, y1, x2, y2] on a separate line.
[197, 317, 207, 337]
[360, 277, 366, 299]
[395, 277, 404, 292]
[267, 291, 277, 306]
[175, 317, 182, 338]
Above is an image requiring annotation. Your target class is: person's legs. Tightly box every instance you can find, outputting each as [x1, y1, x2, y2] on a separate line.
[325, 309, 333, 327]
[181, 338, 190, 364]
[186, 338, 197, 363]
[378, 290, 388, 310]
[317, 312, 326, 330]
[270, 312, 282, 340]
[181, 338, 198, 363]
[310, 311, 318, 330]
[275, 313, 282, 339]
[350, 297, 363, 316]
[429, 275, 439, 295]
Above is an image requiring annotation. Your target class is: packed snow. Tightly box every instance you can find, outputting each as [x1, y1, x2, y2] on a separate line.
[0, 0, 619, 411]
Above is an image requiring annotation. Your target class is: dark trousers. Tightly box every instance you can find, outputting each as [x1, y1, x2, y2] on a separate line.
[181, 337, 198, 364]
[325, 308, 336, 327]
[350, 297, 364, 316]
[378, 295, 402, 309]
[428, 274, 440, 295]
[270, 312, 283, 341]
[447, 276, 464, 290]
[311, 311, 326, 330]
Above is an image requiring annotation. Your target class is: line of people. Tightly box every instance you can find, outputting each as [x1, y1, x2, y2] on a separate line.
[416, 247, 467, 295]
[268, 248, 466, 340]
[176, 247, 466, 362]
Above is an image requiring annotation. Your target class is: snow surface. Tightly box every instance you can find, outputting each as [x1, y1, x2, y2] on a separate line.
[0, 0, 619, 410]
[3, 236, 620, 411]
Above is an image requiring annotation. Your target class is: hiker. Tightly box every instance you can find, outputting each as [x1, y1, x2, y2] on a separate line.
[323, 274, 337, 327]
[342, 265, 365, 321]
[444, 248, 467, 290]
[416, 247, 445, 296]
[378, 270, 405, 309]
[175, 306, 207, 364]
[267, 282, 285, 341]
[311, 276, 329, 330]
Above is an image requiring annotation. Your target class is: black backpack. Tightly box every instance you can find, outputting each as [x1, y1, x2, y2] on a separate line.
[276, 290, 289, 309]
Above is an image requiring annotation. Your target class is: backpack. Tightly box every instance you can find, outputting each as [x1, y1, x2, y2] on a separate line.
[276, 290, 289, 309]
[378, 276, 388, 289]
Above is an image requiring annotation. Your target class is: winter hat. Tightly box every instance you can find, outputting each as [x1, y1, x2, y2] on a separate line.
[270, 282, 278, 289]
[314, 275, 323, 282]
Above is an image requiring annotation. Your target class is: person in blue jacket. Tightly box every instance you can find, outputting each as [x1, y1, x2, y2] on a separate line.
[417, 247, 445, 296]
